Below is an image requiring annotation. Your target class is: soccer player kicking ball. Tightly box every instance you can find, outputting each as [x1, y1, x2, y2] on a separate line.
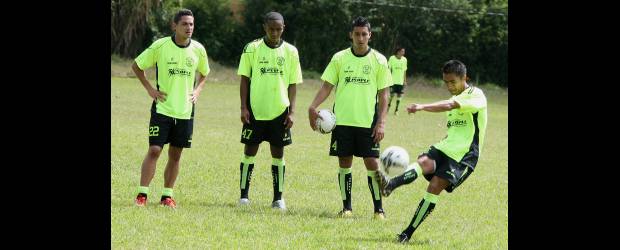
[237, 12, 302, 210]
[132, 9, 210, 209]
[308, 17, 392, 219]
[375, 60, 487, 243]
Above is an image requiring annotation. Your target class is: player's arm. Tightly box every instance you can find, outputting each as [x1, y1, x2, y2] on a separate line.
[407, 99, 460, 113]
[190, 73, 207, 104]
[240, 75, 251, 124]
[372, 87, 389, 143]
[284, 84, 297, 129]
[132, 62, 166, 102]
[308, 82, 334, 131]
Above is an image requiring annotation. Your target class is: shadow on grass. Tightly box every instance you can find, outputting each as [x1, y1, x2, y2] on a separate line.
[349, 235, 431, 245]
[191, 200, 358, 220]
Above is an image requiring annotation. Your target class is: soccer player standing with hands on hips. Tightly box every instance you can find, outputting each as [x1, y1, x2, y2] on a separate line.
[237, 12, 302, 210]
[308, 17, 392, 219]
[132, 9, 210, 209]
[376, 60, 487, 243]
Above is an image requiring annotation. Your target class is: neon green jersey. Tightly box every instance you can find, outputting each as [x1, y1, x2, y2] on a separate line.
[434, 86, 487, 164]
[237, 38, 303, 120]
[321, 48, 392, 128]
[388, 55, 407, 85]
[135, 36, 210, 119]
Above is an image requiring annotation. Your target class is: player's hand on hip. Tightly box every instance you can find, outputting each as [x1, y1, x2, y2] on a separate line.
[308, 107, 319, 131]
[149, 89, 167, 103]
[241, 107, 250, 124]
[372, 123, 385, 143]
[284, 112, 294, 129]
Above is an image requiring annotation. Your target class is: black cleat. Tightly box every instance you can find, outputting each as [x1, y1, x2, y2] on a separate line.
[397, 233, 410, 243]
[375, 171, 393, 197]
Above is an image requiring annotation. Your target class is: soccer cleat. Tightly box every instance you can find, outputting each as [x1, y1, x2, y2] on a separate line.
[239, 198, 250, 206]
[135, 195, 147, 207]
[160, 197, 177, 209]
[337, 209, 353, 218]
[394, 111, 399, 116]
[397, 233, 410, 243]
[271, 200, 287, 210]
[374, 212, 386, 220]
[375, 171, 393, 197]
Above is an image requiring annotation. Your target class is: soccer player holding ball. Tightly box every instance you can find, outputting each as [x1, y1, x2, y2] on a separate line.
[308, 17, 392, 219]
[375, 60, 488, 243]
[237, 12, 303, 210]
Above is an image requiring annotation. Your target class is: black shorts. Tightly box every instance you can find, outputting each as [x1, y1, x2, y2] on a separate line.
[390, 85, 404, 94]
[329, 125, 380, 158]
[420, 146, 477, 193]
[240, 109, 292, 147]
[148, 111, 194, 148]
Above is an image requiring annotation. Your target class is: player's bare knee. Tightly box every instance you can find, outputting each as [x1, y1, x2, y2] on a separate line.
[363, 157, 379, 170]
[339, 157, 353, 168]
[417, 157, 435, 174]
[147, 146, 162, 159]
[269, 145, 284, 158]
[244, 144, 259, 156]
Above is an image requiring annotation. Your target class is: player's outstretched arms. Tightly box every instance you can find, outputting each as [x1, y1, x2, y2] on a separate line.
[407, 100, 460, 114]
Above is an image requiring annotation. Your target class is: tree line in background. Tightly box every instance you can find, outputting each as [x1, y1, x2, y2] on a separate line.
[111, 0, 507, 86]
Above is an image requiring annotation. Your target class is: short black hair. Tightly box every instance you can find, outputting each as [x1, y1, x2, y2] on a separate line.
[442, 60, 467, 78]
[394, 47, 404, 55]
[264, 11, 284, 23]
[351, 16, 371, 31]
[174, 9, 193, 24]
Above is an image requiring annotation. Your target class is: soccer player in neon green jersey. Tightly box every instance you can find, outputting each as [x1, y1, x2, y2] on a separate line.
[375, 60, 487, 243]
[308, 17, 392, 219]
[237, 12, 302, 210]
[387, 47, 408, 115]
[131, 9, 210, 209]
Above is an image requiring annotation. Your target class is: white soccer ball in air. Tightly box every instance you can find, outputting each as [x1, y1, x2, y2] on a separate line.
[379, 146, 410, 177]
[316, 109, 336, 134]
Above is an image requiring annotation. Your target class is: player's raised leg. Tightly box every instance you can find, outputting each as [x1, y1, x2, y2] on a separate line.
[377, 156, 431, 197]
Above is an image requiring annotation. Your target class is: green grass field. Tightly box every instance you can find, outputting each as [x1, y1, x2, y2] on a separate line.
[111, 63, 507, 249]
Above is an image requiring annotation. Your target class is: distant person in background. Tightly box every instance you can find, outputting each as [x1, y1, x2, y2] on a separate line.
[375, 60, 487, 243]
[236, 11, 303, 210]
[387, 47, 408, 115]
[131, 9, 210, 209]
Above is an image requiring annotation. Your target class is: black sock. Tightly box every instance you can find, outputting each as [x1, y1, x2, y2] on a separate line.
[402, 192, 439, 238]
[367, 170, 383, 213]
[240, 157, 255, 199]
[389, 163, 421, 190]
[395, 99, 401, 112]
[339, 168, 352, 211]
[160, 195, 171, 201]
[271, 160, 285, 202]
